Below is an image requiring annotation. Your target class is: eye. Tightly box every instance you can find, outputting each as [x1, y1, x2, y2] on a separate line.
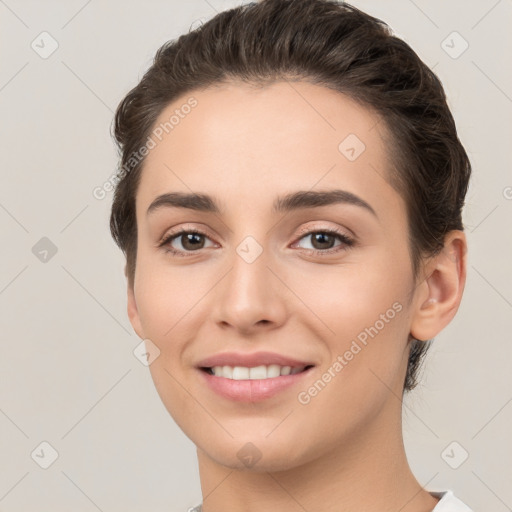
[293, 228, 354, 255]
[158, 226, 355, 258]
[159, 229, 216, 256]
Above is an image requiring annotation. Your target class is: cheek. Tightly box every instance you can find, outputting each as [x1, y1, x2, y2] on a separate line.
[292, 251, 410, 335]
[134, 249, 211, 341]
[133, 258, 203, 428]
[290, 253, 412, 390]
[292, 274, 410, 446]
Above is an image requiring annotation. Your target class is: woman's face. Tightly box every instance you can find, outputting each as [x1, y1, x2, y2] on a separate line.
[128, 81, 423, 471]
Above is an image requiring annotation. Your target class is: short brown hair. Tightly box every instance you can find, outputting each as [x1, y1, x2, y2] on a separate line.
[110, 0, 471, 392]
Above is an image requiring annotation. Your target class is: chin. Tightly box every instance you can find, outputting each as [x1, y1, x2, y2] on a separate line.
[196, 433, 313, 473]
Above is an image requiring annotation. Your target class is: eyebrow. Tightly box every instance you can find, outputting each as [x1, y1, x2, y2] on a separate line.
[146, 189, 377, 218]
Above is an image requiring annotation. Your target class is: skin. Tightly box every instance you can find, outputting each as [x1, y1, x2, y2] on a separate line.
[126, 80, 467, 512]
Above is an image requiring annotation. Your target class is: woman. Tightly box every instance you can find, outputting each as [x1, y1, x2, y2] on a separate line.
[109, 0, 473, 510]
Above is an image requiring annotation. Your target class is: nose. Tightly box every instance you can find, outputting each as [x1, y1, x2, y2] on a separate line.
[211, 244, 288, 335]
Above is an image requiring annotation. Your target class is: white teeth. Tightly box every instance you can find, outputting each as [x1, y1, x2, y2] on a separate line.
[266, 364, 281, 378]
[222, 365, 233, 378]
[249, 365, 267, 380]
[209, 364, 307, 380]
[232, 366, 249, 380]
[281, 366, 291, 375]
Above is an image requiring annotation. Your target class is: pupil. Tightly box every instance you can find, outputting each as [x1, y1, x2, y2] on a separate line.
[313, 233, 334, 249]
[183, 233, 204, 250]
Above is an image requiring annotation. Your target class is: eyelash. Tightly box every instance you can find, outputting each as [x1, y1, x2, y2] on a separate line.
[158, 227, 355, 258]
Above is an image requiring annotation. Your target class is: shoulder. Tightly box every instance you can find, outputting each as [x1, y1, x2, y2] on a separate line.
[430, 490, 474, 511]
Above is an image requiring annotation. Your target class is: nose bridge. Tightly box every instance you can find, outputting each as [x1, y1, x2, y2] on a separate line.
[213, 234, 286, 332]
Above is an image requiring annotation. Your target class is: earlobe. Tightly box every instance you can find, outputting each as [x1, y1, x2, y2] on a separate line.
[410, 230, 467, 342]
[127, 281, 145, 339]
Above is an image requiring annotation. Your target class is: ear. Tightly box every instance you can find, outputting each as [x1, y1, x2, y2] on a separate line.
[126, 267, 145, 339]
[410, 230, 467, 342]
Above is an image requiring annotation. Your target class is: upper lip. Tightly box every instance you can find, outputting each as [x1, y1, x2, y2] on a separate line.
[196, 351, 315, 369]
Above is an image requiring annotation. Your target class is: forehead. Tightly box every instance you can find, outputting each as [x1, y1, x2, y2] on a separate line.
[136, 80, 400, 218]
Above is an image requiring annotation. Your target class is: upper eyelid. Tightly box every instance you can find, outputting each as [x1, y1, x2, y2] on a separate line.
[295, 225, 351, 237]
[159, 224, 216, 243]
[162, 224, 351, 239]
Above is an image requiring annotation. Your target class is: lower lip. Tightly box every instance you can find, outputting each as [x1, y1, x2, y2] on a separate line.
[197, 367, 315, 402]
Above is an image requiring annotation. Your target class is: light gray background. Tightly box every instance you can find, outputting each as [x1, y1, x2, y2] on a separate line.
[1, 0, 511, 510]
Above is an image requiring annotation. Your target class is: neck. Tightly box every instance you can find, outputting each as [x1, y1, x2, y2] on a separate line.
[195, 399, 440, 512]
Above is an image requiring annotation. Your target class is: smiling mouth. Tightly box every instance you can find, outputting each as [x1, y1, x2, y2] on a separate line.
[200, 364, 315, 380]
